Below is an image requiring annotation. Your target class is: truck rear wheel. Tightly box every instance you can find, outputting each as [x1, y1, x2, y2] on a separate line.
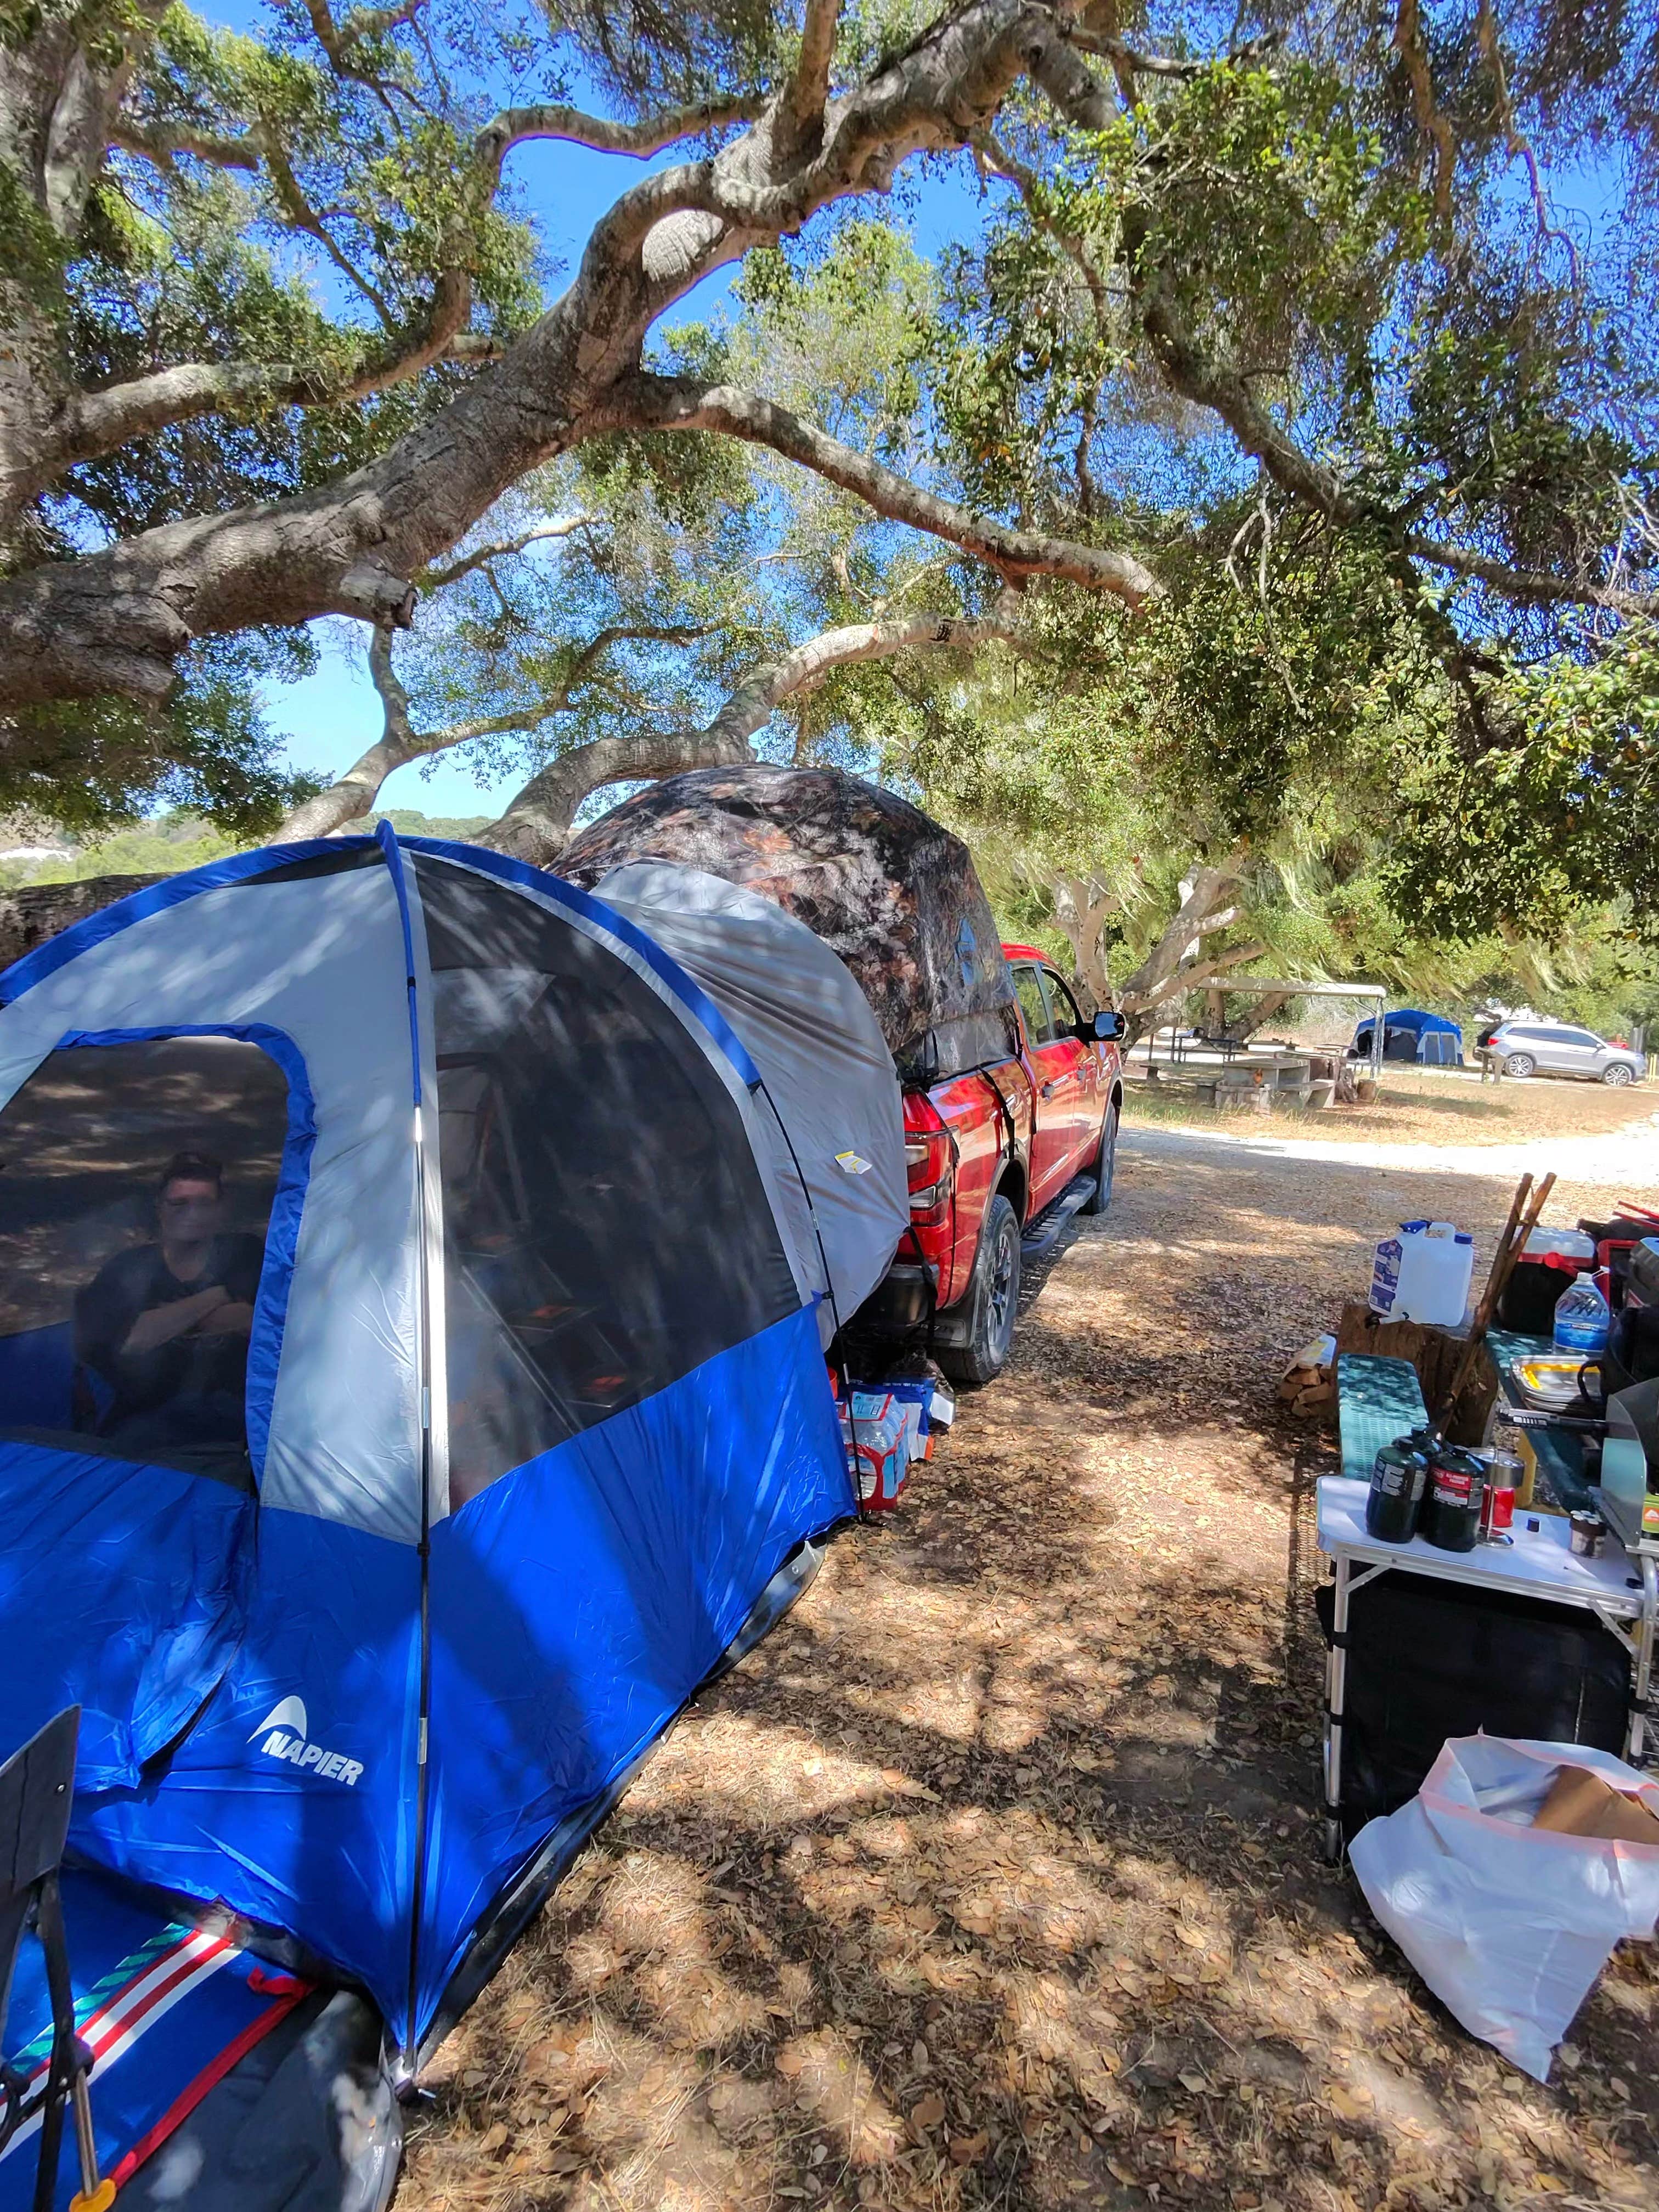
[1077, 1099, 1119, 1215]
[938, 1193, 1021, 1385]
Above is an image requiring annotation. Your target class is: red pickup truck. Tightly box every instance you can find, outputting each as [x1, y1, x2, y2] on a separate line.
[869, 942, 1125, 1384]
[555, 765, 1124, 1385]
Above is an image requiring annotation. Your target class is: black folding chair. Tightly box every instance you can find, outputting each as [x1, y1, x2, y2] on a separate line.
[0, 1707, 114, 2212]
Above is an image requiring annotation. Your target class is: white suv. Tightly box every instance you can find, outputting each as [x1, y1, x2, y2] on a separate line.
[1477, 1019, 1645, 1086]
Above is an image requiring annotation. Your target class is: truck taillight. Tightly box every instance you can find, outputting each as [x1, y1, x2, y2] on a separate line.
[902, 1094, 952, 1223]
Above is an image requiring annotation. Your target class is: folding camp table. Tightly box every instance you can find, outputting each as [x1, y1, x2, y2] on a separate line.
[1316, 1475, 1659, 1860]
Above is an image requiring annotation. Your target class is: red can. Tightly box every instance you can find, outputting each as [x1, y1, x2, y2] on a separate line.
[1480, 1452, 1521, 1537]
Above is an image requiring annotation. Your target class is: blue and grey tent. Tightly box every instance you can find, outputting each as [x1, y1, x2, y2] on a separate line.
[1352, 1007, 1464, 1066]
[0, 829, 903, 2104]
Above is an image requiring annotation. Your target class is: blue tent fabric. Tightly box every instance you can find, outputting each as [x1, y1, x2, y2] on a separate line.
[418, 1301, 848, 2004]
[74, 1503, 426, 2006]
[0, 833, 864, 2063]
[1353, 1008, 1464, 1064]
[0, 1443, 251, 1791]
[1353, 1007, 1463, 1044]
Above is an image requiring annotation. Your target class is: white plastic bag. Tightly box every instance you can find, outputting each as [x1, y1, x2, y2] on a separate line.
[1348, 1736, 1659, 2080]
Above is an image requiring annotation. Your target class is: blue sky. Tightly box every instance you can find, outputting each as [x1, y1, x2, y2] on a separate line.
[197, 1, 990, 817]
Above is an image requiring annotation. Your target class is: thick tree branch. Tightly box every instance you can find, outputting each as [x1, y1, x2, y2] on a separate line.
[1135, 283, 1359, 523]
[48, 332, 499, 477]
[608, 374, 1159, 605]
[278, 618, 710, 837]
[0, 1, 1090, 706]
[1049, 872, 1124, 1005]
[704, 611, 1031, 748]
[1392, 0, 1457, 219]
[473, 95, 764, 185]
[785, 0, 842, 152]
[484, 608, 1036, 864]
[110, 120, 259, 170]
[1402, 534, 1659, 616]
[1118, 855, 1250, 1007]
[1137, 937, 1267, 1006]
[483, 727, 753, 864]
[276, 624, 575, 838]
[1121, 939, 1268, 1045]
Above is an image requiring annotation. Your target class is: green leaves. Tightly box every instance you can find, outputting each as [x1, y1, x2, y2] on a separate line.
[0, 628, 319, 837]
[1386, 619, 1659, 943]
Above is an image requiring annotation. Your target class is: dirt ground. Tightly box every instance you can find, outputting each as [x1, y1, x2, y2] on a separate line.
[1124, 1065, 1656, 1147]
[398, 1138, 1659, 2212]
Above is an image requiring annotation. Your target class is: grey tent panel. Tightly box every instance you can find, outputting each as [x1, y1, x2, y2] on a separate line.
[563, 765, 1018, 1084]
[596, 864, 908, 1340]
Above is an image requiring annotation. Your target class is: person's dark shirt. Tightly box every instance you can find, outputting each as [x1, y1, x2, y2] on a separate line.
[74, 1234, 264, 1433]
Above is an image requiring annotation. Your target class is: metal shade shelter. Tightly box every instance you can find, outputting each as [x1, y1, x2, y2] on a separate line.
[1155, 979, 1387, 1082]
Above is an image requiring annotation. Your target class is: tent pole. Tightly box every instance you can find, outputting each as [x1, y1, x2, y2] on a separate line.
[376, 826, 437, 2084]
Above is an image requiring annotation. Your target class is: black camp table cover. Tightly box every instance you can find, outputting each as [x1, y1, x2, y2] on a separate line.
[1315, 1571, 1629, 1834]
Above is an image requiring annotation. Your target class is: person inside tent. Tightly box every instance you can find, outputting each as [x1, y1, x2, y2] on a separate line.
[73, 1151, 263, 1462]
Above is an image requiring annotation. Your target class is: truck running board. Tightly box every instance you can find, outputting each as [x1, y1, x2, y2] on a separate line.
[1020, 1174, 1096, 1263]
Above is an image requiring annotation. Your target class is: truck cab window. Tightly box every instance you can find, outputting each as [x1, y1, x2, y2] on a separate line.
[1013, 966, 1053, 1047]
[1042, 971, 1083, 1032]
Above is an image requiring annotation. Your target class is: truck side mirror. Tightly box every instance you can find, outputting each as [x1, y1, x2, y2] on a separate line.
[1085, 1011, 1127, 1042]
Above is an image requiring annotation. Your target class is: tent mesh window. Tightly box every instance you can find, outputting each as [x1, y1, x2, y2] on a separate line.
[0, 1036, 289, 1483]
[415, 857, 803, 1504]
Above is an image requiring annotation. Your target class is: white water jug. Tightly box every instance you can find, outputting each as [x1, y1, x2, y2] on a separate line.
[1370, 1219, 1475, 1326]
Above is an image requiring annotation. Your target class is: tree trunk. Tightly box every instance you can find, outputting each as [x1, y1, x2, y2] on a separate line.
[1049, 874, 1119, 1004]
[1221, 989, 1291, 1043]
[0, 874, 162, 974]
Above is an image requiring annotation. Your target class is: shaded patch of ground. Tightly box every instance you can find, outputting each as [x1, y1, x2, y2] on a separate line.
[398, 1146, 1659, 2212]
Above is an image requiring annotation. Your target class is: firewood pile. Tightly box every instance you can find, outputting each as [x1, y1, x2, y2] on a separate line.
[1278, 1332, 1336, 1418]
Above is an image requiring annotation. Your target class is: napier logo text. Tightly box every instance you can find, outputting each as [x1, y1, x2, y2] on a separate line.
[250, 1696, 364, 1786]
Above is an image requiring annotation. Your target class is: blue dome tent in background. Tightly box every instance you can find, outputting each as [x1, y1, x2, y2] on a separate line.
[0, 826, 905, 2168]
[1352, 1007, 1465, 1066]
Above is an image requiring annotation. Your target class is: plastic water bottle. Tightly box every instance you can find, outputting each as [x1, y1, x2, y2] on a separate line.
[1553, 1277, 1610, 1357]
